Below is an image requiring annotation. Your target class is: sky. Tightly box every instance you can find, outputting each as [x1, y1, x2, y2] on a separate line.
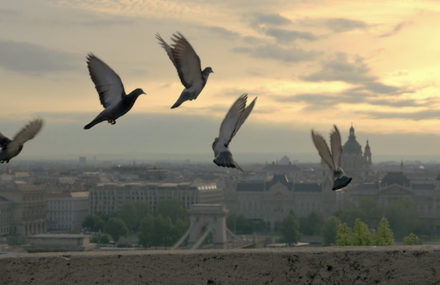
[1, 0, 440, 162]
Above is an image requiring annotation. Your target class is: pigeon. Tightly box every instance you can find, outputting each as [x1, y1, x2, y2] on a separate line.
[155, 32, 213, 109]
[311, 125, 352, 191]
[0, 119, 44, 163]
[84, 54, 146, 130]
[212, 94, 257, 172]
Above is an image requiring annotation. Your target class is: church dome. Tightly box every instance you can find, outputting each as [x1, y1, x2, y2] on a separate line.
[342, 124, 362, 154]
[380, 172, 410, 187]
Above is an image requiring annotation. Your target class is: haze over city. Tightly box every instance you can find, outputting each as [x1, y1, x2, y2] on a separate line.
[1, 0, 440, 162]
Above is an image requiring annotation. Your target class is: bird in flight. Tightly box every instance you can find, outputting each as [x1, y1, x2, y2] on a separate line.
[84, 54, 146, 130]
[156, 32, 213, 109]
[212, 94, 257, 172]
[0, 119, 44, 163]
[311, 125, 352, 190]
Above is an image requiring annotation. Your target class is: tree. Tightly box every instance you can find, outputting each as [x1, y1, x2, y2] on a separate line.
[300, 211, 325, 236]
[82, 215, 97, 230]
[162, 217, 174, 247]
[138, 214, 154, 248]
[157, 199, 188, 224]
[91, 233, 110, 244]
[333, 205, 367, 228]
[403, 233, 422, 245]
[104, 218, 128, 244]
[358, 197, 384, 228]
[385, 199, 419, 239]
[374, 217, 395, 246]
[351, 219, 373, 246]
[94, 218, 106, 232]
[133, 201, 150, 229]
[171, 218, 189, 245]
[279, 210, 301, 246]
[119, 203, 138, 230]
[336, 223, 353, 246]
[321, 216, 341, 246]
[226, 214, 253, 234]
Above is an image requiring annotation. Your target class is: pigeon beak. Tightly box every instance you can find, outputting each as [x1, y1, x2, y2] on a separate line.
[211, 70, 214, 74]
[142, 92, 146, 95]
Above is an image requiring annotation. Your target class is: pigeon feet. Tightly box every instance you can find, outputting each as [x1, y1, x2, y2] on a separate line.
[107, 119, 116, 125]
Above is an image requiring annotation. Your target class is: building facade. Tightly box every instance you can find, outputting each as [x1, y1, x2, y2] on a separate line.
[348, 170, 440, 229]
[89, 182, 223, 215]
[0, 181, 47, 236]
[46, 192, 89, 231]
[0, 197, 12, 236]
[223, 174, 335, 232]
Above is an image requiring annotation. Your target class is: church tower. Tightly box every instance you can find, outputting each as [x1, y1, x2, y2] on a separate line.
[364, 140, 372, 163]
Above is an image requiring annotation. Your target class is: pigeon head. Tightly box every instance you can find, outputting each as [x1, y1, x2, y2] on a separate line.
[132, 88, 146, 96]
[202, 67, 214, 78]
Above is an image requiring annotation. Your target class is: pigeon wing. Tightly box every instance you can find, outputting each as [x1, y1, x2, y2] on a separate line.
[87, 54, 126, 109]
[219, 94, 247, 146]
[7, 119, 44, 153]
[330, 125, 343, 169]
[231, 95, 257, 139]
[311, 129, 335, 170]
[169, 32, 202, 88]
[0, 132, 11, 150]
[155, 33, 178, 68]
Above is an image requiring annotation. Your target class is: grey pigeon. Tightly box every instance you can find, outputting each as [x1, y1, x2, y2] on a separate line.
[155, 32, 213, 109]
[311, 125, 352, 190]
[0, 119, 44, 163]
[84, 54, 146, 130]
[212, 94, 257, 172]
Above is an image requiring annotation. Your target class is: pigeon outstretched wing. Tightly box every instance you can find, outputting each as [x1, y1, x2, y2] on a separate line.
[87, 54, 126, 109]
[7, 119, 44, 153]
[156, 32, 202, 88]
[330, 125, 342, 169]
[311, 129, 335, 171]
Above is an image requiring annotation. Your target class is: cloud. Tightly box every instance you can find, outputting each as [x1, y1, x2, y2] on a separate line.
[378, 22, 405, 38]
[250, 13, 292, 27]
[325, 18, 367, 33]
[232, 44, 321, 63]
[301, 53, 373, 83]
[201, 26, 241, 40]
[387, 70, 410, 77]
[361, 109, 440, 120]
[264, 27, 320, 44]
[0, 40, 82, 76]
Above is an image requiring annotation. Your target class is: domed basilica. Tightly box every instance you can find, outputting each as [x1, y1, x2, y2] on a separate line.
[321, 124, 377, 184]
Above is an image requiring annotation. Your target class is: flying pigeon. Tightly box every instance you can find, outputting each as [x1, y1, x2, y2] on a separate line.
[0, 119, 44, 163]
[155, 32, 213, 109]
[311, 125, 352, 191]
[212, 94, 257, 172]
[84, 53, 146, 130]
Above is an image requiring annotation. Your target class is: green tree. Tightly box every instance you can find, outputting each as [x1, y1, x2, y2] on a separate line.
[171, 218, 189, 245]
[133, 201, 150, 229]
[157, 199, 188, 224]
[226, 214, 253, 234]
[336, 223, 353, 246]
[333, 205, 367, 228]
[91, 233, 110, 244]
[94, 218, 106, 232]
[300, 211, 325, 236]
[118, 203, 138, 230]
[279, 210, 301, 246]
[403, 233, 422, 245]
[321, 216, 341, 246]
[358, 197, 384, 227]
[82, 215, 97, 230]
[138, 214, 154, 248]
[104, 218, 128, 244]
[162, 217, 174, 247]
[374, 217, 395, 246]
[385, 199, 419, 239]
[351, 219, 373, 246]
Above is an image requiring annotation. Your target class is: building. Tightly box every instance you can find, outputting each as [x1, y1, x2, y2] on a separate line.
[0, 197, 13, 236]
[111, 165, 168, 181]
[46, 192, 89, 231]
[0, 181, 47, 236]
[23, 234, 96, 253]
[79, 157, 87, 165]
[348, 167, 440, 229]
[89, 182, 223, 215]
[321, 124, 376, 184]
[223, 174, 335, 232]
